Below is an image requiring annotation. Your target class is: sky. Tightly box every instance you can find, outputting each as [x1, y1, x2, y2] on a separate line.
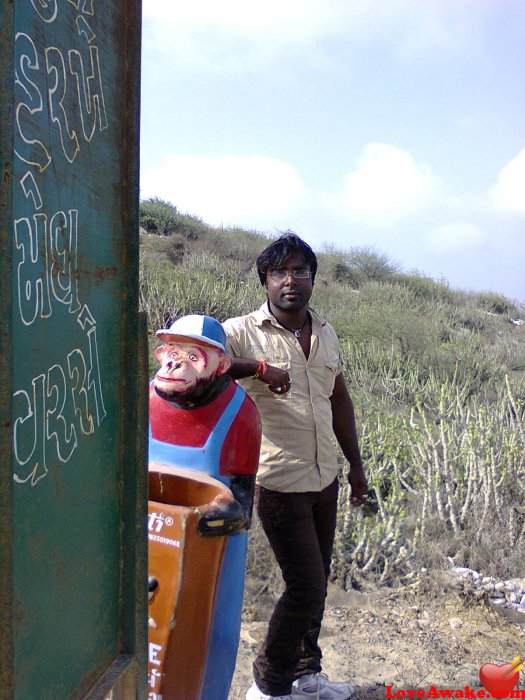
[140, 0, 525, 304]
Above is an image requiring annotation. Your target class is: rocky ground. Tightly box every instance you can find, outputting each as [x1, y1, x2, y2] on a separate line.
[228, 581, 525, 699]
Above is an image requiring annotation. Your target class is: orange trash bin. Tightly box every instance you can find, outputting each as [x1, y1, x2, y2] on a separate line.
[147, 463, 239, 700]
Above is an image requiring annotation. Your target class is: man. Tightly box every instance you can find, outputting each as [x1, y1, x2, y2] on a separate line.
[223, 233, 368, 700]
[149, 314, 262, 700]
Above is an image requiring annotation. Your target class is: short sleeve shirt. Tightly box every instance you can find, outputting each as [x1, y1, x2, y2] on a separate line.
[223, 302, 343, 493]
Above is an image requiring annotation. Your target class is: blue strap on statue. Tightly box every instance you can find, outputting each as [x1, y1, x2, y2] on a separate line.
[148, 383, 245, 481]
[149, 383, 247, 700]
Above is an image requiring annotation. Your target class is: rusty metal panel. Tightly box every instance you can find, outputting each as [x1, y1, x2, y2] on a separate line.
[0, 1, 146, 698]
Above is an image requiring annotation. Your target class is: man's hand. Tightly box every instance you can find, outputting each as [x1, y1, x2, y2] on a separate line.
[348, 463, 368, 507]
[259, 364, 291, 394]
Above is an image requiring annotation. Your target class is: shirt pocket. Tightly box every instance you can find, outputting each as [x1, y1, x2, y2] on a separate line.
[321, 340, 342, 373]
[323, 362, 338, 397]
[307, 353, 339, 399]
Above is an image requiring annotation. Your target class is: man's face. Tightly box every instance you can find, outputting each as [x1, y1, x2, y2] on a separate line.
[264, 252, 313, 314]
[154, 342, 230, 398]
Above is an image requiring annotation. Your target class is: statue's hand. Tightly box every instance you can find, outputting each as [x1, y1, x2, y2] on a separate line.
[197, 496, 247, 537]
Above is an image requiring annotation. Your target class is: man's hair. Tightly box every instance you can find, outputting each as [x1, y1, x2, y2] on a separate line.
[256, 232, 318, 285]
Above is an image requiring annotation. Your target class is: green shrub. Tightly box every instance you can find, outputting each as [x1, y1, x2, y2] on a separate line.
[170, 211, 210, 240]
[474, 290, 518, 316]
[345, 246, 400, 282]
[139, 197, 211, 239]
[319, 245, 399, 288]
[391, 272, 452, 304]
[139, 197, 179, 235]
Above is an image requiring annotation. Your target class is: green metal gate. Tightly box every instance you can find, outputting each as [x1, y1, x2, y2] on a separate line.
[0, 0, 147, 697]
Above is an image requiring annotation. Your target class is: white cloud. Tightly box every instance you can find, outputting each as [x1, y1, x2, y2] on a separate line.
[141, 0, 333, 69]
[324, 144, 440, 227]
[140, 154, 306, 228]
[141, 0, 495, 70]
[143, 0, 323, 34]
[489, 148, 525, 212]
[140, 144, 442, 233]
[424, 222, 486, 254]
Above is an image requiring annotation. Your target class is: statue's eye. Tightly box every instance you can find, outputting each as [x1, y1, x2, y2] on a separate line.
[188, 353, 199, 362]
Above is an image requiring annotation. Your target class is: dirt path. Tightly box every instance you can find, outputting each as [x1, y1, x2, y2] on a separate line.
[229, 582, 525, 699]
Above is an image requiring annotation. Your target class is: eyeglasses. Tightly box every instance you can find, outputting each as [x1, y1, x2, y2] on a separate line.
[268, 268, 311, 281]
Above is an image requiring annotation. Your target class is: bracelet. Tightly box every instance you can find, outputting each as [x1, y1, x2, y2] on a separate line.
[253, 360, 267, 380]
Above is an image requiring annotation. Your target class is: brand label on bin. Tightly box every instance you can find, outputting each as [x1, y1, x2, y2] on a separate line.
[148, 511, 180, 547]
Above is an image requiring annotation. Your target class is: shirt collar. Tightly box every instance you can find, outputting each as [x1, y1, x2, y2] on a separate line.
[254, 301, 326, 332]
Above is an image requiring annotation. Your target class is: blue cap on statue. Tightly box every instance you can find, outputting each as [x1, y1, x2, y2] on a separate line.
[156, 315, 227, 351]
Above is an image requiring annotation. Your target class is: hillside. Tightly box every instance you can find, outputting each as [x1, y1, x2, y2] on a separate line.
[139, 197, 525, 695]
[139, 195, 525, 576]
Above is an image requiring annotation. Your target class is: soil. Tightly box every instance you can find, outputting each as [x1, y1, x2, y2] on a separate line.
[228, 581, 525, 699]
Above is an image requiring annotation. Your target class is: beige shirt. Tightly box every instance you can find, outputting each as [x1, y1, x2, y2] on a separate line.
[223, 302, 343, 493]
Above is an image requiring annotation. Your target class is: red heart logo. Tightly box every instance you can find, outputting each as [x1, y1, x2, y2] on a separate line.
[479, 661, 520, 698]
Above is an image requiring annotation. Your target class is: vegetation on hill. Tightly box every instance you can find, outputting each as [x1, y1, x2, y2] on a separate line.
[140, 197, 525, 592]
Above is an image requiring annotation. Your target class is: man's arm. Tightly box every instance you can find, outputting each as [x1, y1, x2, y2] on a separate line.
[330, 372, 368, 507]
[222, 319, 291, 392]
[228, 357, 291, 394]
[228, 358, 259, 380]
